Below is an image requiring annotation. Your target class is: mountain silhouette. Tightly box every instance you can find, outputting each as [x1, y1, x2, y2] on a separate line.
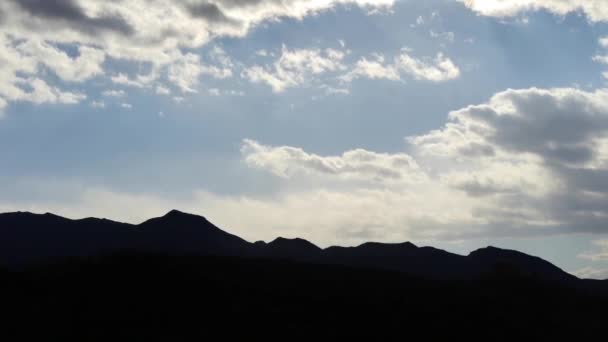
[1, 210, 607, 340]
[135, 210, 250, 255]
[0, 210, 586, 284]
[468, 246, 579, 283]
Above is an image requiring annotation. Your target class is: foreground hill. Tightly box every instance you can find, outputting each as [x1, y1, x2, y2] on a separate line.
[1, 210, 607, 340]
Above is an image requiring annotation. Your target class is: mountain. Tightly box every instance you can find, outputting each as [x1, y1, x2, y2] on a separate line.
[325, 242, 472, 279]
[0, 211, 135, 264]
[468, 246, 579, 283]
[0, 210, 587, 285]
[135, 210, 250, 255]
[1, 210, 606, 340]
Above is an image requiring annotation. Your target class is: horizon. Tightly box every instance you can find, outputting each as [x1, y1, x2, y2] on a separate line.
[3, 0, 608, 280]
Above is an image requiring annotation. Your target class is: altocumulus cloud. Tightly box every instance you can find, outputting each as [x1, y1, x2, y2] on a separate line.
[342, 49, 460, 83]
[243, 45, 348, 92]
[0, 0, 394, 110]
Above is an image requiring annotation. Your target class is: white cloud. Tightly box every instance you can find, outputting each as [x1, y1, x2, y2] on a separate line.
[167, 52, 205, 93]
[0, 33, 87, 108]
[0, 184, 473, 247]
[166, 51, 233, 93]
[321, 85, 350, 95]
[228, 90, 245, 96]
[242, 139, 428, 184]
[593, 55, 608, 65]
[343, 50, 460, 83]
[594, 38, 608, 79]
[90, 100, 105, 108]
[111, 72, 156, 88]
[460, 0, 608, 22]
[579, 239, 608, 261]
[572, 266, 608, 280]
[155, 85, 171, 95]
[243, 45, 347, 92]
[102, 89, 126, 97]
[15, 78, 86, 105]
[255, 49, 269, 57]
[17, 40, 105, 82]
[396, 51, 460, 82]
[0, 97, 7, 118]
[430, 30, 455, 43]
[342, 54, 401, 82]
[121, 103, 132, 109]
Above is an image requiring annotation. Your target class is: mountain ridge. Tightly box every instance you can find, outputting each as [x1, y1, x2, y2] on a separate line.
[0, 210, 593, 284]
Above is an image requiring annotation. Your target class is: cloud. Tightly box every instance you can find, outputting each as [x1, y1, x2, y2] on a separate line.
[410, 87, 608, 234]
[0, 0, 394, 110]
[579, 239, 608, 261]
[9, 84, 608, 246]
[111, 72, 156, 88]
[243, 45, 347, 92]
[343, 49, 460, 83]
[0, 33, 87, 107]
[11, 0, 135, 35]
[396, 51, 460, 82]
[410, 88, 608, 165]
[6, 86, 608, 244]
[156, 85, 171, 95]
[167, 51, 233, 93]
[0, 97, 6, 117]
[341, 54, 401, 81]
[242, 139, 427, 184]
[572, 266, 608, 280]
[90, 100, 105, 108]
[102, 89, 125, 97]
[460, 0, 608, 22]
[10, 77, 86, 105]
[0, 183, 473, 246]
[17, 40, 105, 82]
[593, 37, 608, 80]
[238, 87, 608, 240]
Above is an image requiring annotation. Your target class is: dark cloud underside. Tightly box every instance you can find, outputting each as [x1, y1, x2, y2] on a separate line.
[12, 0, 134, 35]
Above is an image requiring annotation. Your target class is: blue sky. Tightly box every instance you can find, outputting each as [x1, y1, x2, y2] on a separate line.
[3, 0, 608, 279]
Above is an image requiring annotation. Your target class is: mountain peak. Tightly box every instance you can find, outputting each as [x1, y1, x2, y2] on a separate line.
[163, 209, 202, 218]
[146, 210, 212, 225]
[357, 241, 418, 249]
[137, 210, 216, 232]
[468, 246, 522, 258]
[269, 237, 322, 251]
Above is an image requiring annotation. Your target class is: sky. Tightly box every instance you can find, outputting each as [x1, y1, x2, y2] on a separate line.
[3, 0, 608, 279]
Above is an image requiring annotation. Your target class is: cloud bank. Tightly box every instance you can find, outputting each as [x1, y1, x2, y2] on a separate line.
[8, 86, 608, 247]
[460, 0, 608, 22]
[236, 87, 608, 243]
